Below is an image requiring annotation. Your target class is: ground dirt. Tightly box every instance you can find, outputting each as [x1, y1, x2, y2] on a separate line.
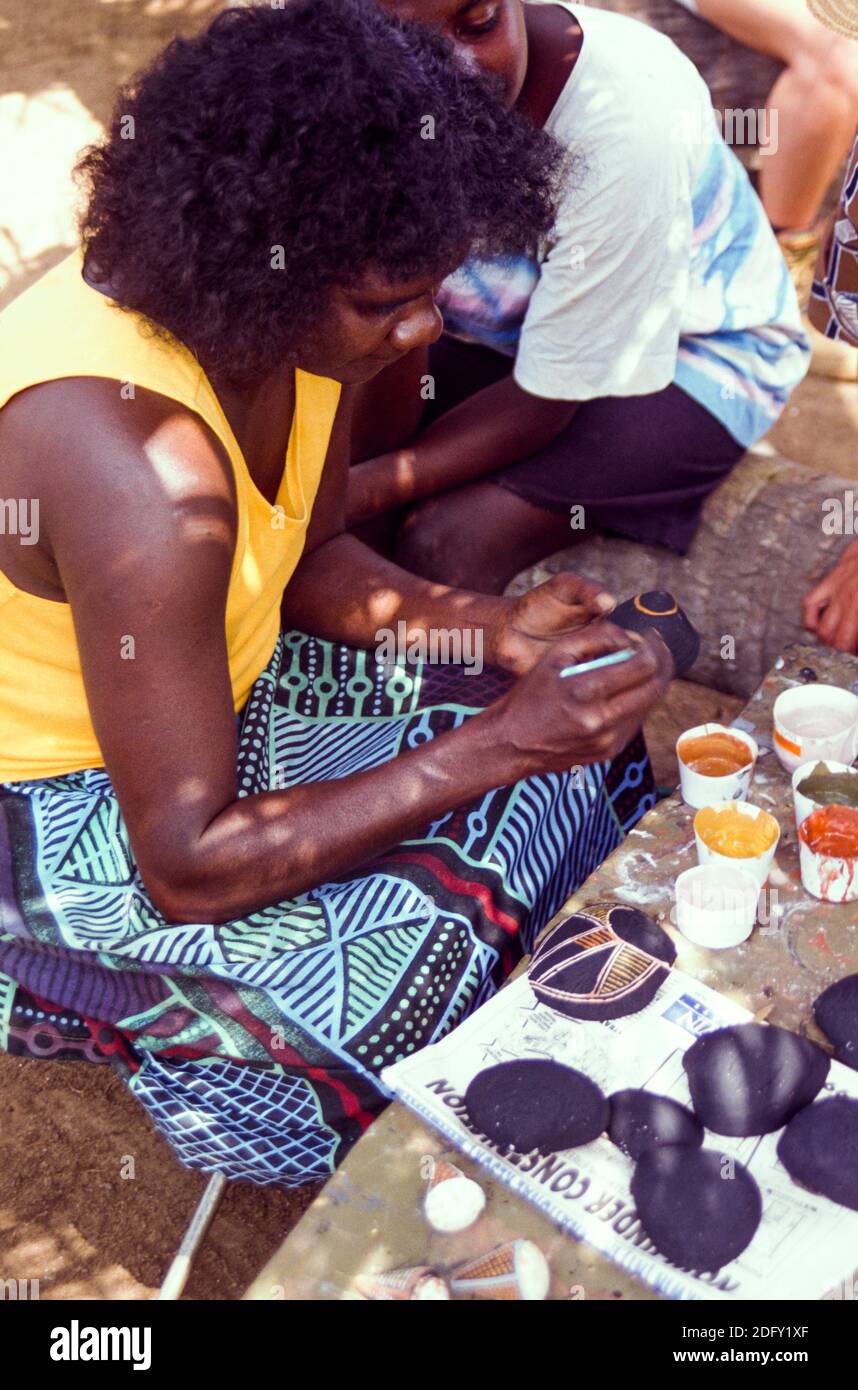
[0, 0, 855, 1300]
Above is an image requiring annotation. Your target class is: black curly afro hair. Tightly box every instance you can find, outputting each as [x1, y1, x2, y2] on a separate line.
[77, 0, 564, 383]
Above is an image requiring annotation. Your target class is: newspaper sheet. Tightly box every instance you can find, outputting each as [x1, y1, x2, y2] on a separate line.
[384, 968, 858, 1300]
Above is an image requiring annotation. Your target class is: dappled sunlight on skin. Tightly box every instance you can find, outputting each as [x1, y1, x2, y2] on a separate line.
[170, 774, 216, 808]
[77, 409, 239, 595]
[391, 448, 419, 491]
[359, 580, 501, 630]
[87, 490, 235, 594]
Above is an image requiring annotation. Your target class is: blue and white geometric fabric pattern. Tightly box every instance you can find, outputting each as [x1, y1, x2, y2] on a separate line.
[130, 1054, 339, 1186]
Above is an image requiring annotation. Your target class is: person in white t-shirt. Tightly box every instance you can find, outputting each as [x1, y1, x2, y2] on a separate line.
[348, 0, 808, 592]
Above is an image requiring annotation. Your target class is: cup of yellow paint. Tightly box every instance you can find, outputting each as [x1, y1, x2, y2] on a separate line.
[693, 801, 780, 887]
[772, 685, 858, 773]
[676, 723, 757, 810]
[798, 805, 858, 903]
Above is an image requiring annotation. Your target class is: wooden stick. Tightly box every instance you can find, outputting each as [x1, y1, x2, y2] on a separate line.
[157, 1173, 228, 1301]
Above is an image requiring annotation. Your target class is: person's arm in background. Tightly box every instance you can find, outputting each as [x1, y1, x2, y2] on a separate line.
[346, 373, 577, 524]
[685, 0, 858, 228]
[804, 543, 858, 655]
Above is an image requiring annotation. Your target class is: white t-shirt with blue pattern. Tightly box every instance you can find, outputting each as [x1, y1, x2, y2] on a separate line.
[438, 3, 809, 448]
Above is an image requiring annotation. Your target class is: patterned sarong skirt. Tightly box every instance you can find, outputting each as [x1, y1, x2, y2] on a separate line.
[0, 631, 655, 1187]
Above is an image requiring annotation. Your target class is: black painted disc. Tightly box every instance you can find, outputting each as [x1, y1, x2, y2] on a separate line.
[683, 1023, 830, 1136]
[777, 1098, 858, 1212]
[632, 1146, 762, 1272]
[814, 975, 858, 1071]
[608, 1089, 703, 1160]
[463, 1058, 608, 1156]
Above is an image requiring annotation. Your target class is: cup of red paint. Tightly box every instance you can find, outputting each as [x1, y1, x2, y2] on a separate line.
[798, 805, 858, 903]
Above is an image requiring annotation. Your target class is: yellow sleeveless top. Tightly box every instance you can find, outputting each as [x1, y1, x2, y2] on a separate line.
[0, 254, 341, 782]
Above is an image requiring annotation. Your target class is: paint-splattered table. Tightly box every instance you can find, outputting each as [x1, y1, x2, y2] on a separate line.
[244, 644, 858, 1301]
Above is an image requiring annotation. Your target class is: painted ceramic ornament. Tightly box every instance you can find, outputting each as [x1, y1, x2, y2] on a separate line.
[608, 1089, 703, 1160]
[355, 1265, 450, 1300]
[611, 591, 700, 677]
[527, 901, 676, 1021]
[814, 975, 858, 1070]
[423, 1159, 486, 1234]
[778, 1098, 858, 1212]
[449, 1239, 550, 1301]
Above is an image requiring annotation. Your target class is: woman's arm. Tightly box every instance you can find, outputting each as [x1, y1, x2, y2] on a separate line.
[291, 391, 609, 673]
[26, 381, 668, 926]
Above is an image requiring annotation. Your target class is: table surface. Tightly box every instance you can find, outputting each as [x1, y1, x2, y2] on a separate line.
[245, 644, 858, 1301]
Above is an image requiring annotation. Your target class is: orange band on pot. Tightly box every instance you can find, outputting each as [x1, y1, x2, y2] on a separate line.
[774, 729, 802, 757]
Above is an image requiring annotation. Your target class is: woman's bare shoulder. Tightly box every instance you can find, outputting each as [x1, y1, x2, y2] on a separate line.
[0, 377, 237, 599]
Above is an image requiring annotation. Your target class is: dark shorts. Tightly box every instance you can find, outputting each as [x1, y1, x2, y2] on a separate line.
[423, 336, 746, 554]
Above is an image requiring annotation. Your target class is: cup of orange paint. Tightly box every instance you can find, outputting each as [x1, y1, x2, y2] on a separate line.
[798, 805, 858, 903]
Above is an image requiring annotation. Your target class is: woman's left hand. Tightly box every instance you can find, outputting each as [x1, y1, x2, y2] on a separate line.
[491, 572, 618, 675]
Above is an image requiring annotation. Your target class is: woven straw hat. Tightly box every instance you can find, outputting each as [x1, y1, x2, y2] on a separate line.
[807, 0, 858, 39]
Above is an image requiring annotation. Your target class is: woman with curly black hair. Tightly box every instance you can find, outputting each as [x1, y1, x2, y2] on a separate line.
[0, 0, 669, 1185]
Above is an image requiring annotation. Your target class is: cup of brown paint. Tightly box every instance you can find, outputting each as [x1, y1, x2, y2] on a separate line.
[676, 723, 757, 810]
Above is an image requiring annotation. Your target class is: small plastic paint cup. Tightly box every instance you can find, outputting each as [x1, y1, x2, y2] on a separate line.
[772, 685, 858, 773]
[791, 760, 858, 831]
[675, 864, 759, 949]
[693, 800, 780, 887]
[676, 723, 757, 810]
[798, 806, 858, 904]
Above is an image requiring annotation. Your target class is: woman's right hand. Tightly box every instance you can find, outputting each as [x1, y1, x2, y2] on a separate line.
[485, 621, 671, 780]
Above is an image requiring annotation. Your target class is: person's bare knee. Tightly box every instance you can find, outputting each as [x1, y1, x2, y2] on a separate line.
[395, 497, 481, 586]
[395, 484, 574, 592]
